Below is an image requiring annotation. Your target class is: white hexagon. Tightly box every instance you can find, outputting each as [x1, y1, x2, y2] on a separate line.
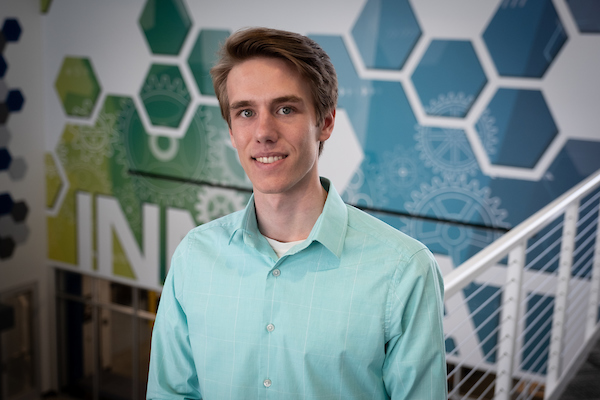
[319, 108, 364, 193]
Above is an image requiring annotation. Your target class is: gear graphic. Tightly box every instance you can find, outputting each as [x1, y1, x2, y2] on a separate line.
[195, 187, 248, 224]
[416, 92, 480, 178]
[381, 145, 422, 195]
[475, 108, 499, 157]
[192, 105, 249, 187]
[405, 176, 509, 264]
[140, 70, 190, 106]
[425, 91, 474, 117]
[68, 159, 112, 194]
[70, 111, 119, 165]
[111, 96, 201, 209]
[341, 155, 388, 208]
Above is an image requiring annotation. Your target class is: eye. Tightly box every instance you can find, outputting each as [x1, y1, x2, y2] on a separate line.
[240, 109, 254, 118]
[277, 106, 293, 115]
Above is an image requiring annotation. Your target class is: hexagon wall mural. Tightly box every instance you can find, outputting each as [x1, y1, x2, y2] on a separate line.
[40, 0, 600, 386]
[54, 57, 101, 117]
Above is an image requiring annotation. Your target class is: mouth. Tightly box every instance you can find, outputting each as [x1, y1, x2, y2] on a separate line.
[253, 155, 287, 164]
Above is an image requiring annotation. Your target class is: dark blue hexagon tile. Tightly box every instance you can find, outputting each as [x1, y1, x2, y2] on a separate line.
[352, 0, 421, 70]
[483, 0, 568, 77]
[476, 89, 558, 168]
[1, 18, 22, 42]
[412, 40, 487, 117]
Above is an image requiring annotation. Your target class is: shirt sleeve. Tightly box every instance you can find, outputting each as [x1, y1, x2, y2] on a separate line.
[382, 248, 447, 400]
[147, 238, 202, 400]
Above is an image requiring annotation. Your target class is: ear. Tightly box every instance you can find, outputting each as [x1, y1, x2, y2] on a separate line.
[229, 128, 237, 149]
[318, 109, 336, 142]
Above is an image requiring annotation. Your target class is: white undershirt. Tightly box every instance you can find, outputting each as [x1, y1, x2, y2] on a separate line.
[264, 237, 305, 258]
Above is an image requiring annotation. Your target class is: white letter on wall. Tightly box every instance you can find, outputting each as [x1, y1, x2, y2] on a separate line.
[77, 191, 93, 272]
[97, 196, 160, 288]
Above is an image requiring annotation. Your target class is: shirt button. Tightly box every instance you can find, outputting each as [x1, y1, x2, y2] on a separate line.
[266, 323, 275, 332]
[272, 269, 281, 277]
[263, 379, 272, 388]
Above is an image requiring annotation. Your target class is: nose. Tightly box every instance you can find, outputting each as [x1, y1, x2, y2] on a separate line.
[255, 112, 278, 144]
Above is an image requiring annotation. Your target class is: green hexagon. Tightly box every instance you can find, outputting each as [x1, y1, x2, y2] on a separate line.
[140, 64, 191, 128]
[188, 29, 230, 96]
[139, 0, 192, 55]
[54, 57, 101, 118]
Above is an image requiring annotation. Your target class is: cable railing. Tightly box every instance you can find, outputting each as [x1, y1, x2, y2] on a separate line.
[443, 169, 600, 400]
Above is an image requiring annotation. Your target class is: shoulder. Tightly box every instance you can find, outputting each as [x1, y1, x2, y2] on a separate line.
[172, 209, 245, 262]
[345, 204, 430, 261]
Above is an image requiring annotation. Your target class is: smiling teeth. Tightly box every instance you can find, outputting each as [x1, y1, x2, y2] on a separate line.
[256, 156, 284, 164]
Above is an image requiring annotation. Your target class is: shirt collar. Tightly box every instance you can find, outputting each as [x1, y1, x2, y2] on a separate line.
[229, 177, 348, 259]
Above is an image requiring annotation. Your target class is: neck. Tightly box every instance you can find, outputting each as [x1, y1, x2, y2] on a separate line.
[254, 178, 327, 242]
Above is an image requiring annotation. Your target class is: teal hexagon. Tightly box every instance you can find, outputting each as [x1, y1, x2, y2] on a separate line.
[140, 64, 191, 128]
[188, 29, 230, 96]
[139, 0, 192, 56]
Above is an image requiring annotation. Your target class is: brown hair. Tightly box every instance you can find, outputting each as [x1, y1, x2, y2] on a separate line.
[210, 27, 338, 155]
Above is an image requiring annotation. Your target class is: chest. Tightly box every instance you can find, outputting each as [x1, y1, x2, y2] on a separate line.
[181, 252, 391, 364]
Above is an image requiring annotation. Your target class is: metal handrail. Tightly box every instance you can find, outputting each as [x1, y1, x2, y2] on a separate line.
[445, 169, 600, 298]
[443, 168, 600, 400]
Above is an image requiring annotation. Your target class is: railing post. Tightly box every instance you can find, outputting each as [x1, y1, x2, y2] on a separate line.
[494, 242, 526, 400]
[585, 202, 600, 340]
[546, 203, 578, 398]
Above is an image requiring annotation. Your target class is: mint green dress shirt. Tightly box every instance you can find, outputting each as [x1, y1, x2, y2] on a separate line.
[147, 179, 447, 399]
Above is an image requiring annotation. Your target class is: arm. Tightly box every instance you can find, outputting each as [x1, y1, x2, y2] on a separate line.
[383, 248, 447, 400]
[147, 239, 202, 400]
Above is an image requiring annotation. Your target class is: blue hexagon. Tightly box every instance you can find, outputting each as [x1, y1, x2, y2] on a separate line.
[566, 0, 600, 33]
[0, 31, 5, 53]
[483, 1, 567, 78]
[0, 193, 14, 215]
[1, 18, 22, 42]
[6, 90, 24, 112]
[476, 89, 557, 169]
[351, 0, 421, 70]
[0, 54, 7, 78]
[412, 40, 487, 117]
[310, 35, 417, 152]
[0, 148, 11, 170]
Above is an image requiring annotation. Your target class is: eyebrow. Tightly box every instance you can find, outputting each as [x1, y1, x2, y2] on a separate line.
[229, 95, 305, 111]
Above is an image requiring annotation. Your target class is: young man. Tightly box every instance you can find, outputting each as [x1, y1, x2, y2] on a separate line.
[147, 27, 447, 399]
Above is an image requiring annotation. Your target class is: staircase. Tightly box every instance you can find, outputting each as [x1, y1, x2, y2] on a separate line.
[443, 169, 600, 400]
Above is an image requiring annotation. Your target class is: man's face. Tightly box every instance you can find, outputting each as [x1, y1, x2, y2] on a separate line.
[227, 57, 334, 197]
